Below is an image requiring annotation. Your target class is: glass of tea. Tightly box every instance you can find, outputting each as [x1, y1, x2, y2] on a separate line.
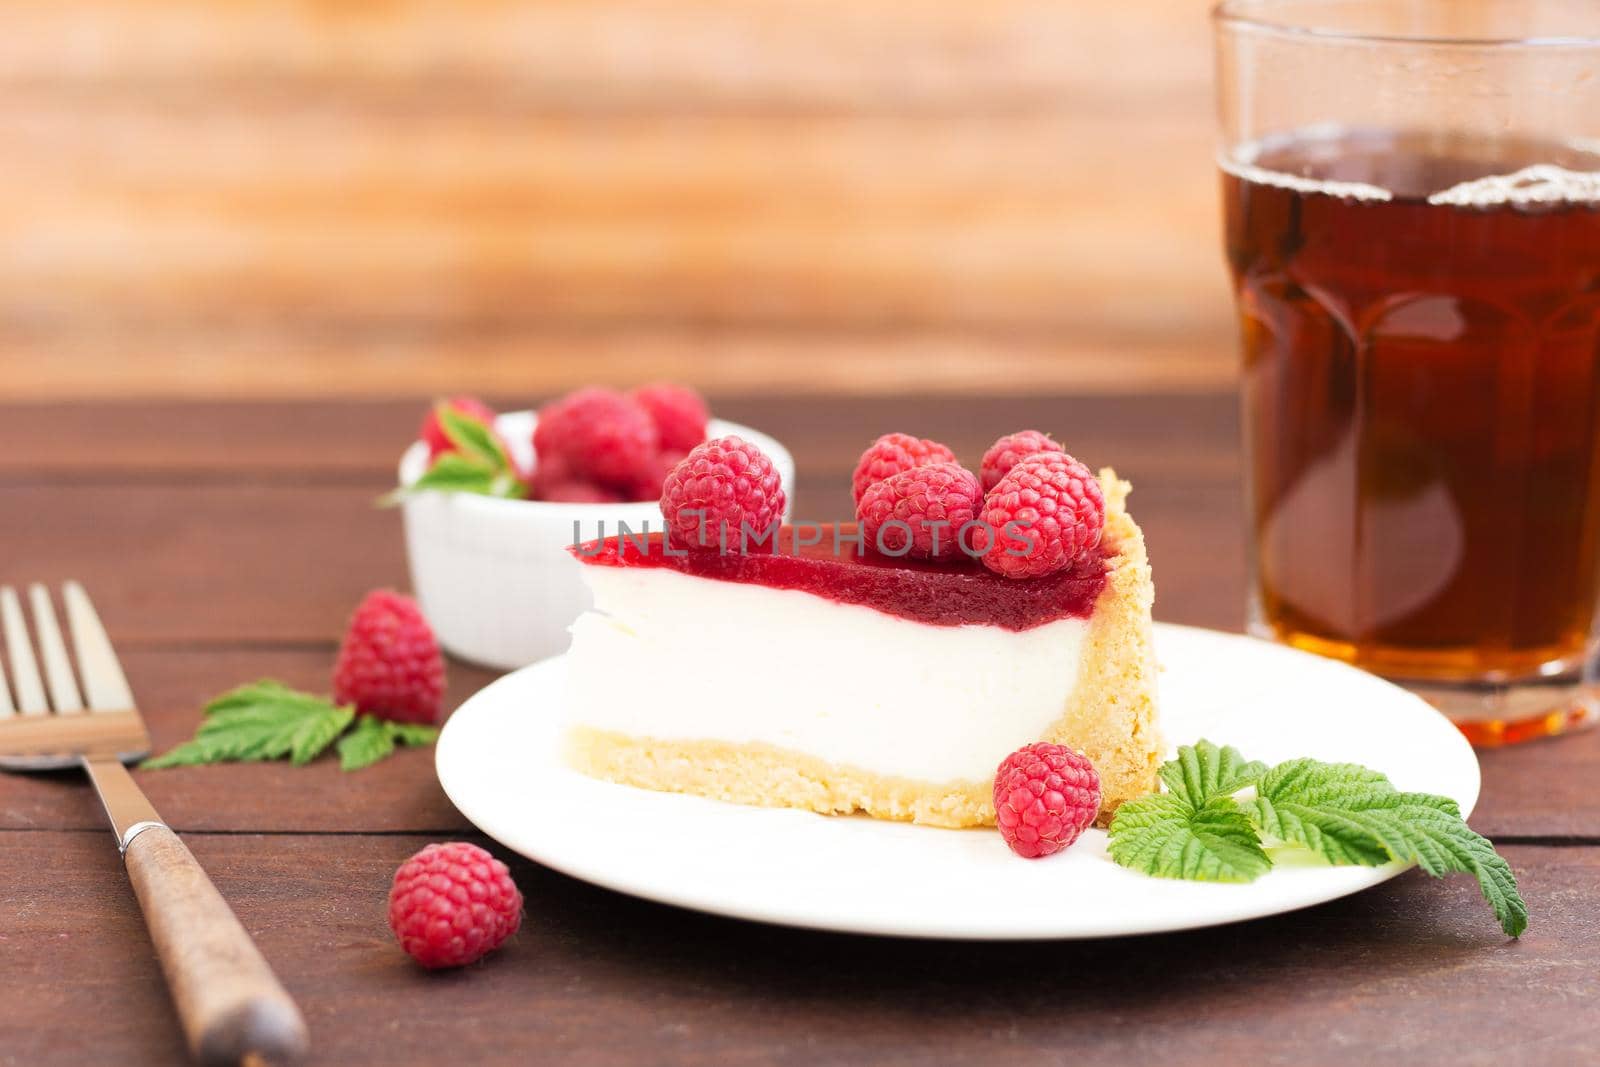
[1213, 1, 1600, 743]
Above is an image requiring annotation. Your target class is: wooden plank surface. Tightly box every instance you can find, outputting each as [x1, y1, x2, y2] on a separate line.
[0, 112, 1222, 329]
[0, 649, 480, 836]
[4, 394, 1597, 1065]
[0, 395, 1240, 482]
[0, 0, 1235, 399]
[0, 0, 1212, 109]
[2, 832, 1592, 1067]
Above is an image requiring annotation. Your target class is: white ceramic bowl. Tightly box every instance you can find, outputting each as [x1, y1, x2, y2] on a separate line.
[398, 412, 795, 670]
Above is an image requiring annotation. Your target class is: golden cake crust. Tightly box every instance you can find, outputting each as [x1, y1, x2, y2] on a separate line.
[567, 468, 1162, 828]
[1042, 470, 1163, 823]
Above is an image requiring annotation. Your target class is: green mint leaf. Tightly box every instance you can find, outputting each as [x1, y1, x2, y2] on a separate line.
[385, 452, 498, 504]
[338, 715, 396, 771]
[290, 705, 356, 766]
[437, 405, 511, 470]
[385, 722, 442, 747]
[1353, 806, 1527, 938]
[1250, 758, 1525, 936]
[142, 680, 352, 770]
[336, 716, 442, 770]
[141, 739, 225, 770]
[1107, 793, 1272, 883]
[383, 445, 527, 507]
[1248, 758, 1402, 866]
[1107, 743, 1528, 937]
[1157, 739, 1269, 807]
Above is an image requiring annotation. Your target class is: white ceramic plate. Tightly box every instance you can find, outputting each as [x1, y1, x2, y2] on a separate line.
[437, 624, 1479, 940]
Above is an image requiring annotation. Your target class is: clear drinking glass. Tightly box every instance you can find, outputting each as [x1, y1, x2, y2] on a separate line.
[1212, 1, 1600, 744]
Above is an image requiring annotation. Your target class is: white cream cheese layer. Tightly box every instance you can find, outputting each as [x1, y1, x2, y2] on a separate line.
[566, 565, 1089, 783]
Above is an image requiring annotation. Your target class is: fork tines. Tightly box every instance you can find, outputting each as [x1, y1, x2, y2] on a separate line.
[0, 582, 148, 764]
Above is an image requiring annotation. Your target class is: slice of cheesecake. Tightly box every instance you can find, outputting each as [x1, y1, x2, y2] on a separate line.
[563, 470, 1160, 828]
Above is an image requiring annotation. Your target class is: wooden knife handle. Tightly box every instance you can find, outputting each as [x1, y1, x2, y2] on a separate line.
[123, 824, 309, 1066]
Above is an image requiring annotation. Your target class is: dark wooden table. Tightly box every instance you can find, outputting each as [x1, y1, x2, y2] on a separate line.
[4, 394, 1597, 1066]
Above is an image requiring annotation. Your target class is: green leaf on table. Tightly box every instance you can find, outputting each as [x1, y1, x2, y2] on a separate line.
[385, 721, 443, 747]
[1248, 758, 1525, 936]
[336, 715, 394, 771]
[142, 680, 354, 769]
[1107, 792, 1272, 884]
[337, 714, 442, 771]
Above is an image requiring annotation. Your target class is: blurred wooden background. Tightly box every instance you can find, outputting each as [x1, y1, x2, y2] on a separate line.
[0, 0, 1231, 400]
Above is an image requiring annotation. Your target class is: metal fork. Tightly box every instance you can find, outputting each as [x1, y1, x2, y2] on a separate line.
[0, 582, 308, 1066]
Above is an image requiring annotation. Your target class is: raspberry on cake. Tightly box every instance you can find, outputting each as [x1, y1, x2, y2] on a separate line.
[857, 461, 983, 561]
[976, 452, 1106, 579]
[659, 436, 786, 549]
[563, 452, 1161, 829]
[851, 433, 958, 505]
[980, 430, 1067, 493]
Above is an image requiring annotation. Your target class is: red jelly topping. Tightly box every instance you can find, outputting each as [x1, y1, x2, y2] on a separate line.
[571, 524, 1109, 631]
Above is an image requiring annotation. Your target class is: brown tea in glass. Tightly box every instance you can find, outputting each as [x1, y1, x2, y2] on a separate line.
[1222, 128, 1600, 741]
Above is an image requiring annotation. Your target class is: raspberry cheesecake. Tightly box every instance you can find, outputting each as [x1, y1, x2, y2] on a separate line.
[563, 434, 1161, 828]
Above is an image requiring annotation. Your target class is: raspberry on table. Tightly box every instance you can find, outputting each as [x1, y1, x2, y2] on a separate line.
[851, 433, 957, 506]
[980, 430, 1067, 494]
[993, 742, 1102, 859]
[660, 436, 786, 550]
[421, 395, 502, 463]
[333, 590, 446, 725]
[389, 842, 523, 969]
[533, 387, 660, 491]
[975, 453, 1105, 579]
[857, 461, 982, 560]
[630, 383, 710, 453]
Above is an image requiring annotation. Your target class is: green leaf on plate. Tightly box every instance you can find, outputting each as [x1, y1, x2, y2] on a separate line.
[1156, 738, 1269, 808]
[1248, 758, 1525, 936]
[1107, 792, 1272, 884]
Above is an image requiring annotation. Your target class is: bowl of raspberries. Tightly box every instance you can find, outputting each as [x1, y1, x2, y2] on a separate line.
[396, 384, 794, 669]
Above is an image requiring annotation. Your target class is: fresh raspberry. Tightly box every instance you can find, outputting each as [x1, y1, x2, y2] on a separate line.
[974, 453, 1105, 579]
[980, 430, 1067, 494]
[660, 436, 786, 550]
[533, 387, 660, 491]
[534, 479, 626, 504]
[626, 448, 689, 503]
[529, 452, 626, 504]
[419, 396, 532, 494]
[857, 462, 982, 560]
[332, 590, 446, 725]
[851, 433, 957, 506]
[421, 396, 502, 464]
[389, 842, 523, 969]
[993, 742, 1102, 859]
[630, 383, 710, 453]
